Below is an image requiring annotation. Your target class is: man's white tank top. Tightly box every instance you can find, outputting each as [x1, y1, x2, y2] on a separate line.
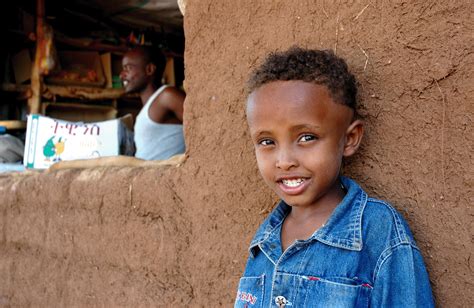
[134, 85, 185, 160]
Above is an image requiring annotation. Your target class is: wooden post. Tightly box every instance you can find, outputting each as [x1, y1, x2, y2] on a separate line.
[28, 0, 45, 114]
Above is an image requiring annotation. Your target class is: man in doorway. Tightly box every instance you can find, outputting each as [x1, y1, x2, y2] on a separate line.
[120, 46, 186, 160]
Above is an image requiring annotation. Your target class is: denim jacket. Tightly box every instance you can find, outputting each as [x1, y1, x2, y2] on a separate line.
[235, 177, 434, 307]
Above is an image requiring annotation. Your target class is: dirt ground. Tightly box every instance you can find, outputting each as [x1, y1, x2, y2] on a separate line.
[1, 0, 473, 306]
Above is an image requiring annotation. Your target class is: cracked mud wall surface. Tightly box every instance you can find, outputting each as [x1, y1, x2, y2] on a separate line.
[0, 1, 473, 306]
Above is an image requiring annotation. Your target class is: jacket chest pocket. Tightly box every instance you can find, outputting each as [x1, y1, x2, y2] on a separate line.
[297, 276, 371, 308]
[234, 275, 265, 308]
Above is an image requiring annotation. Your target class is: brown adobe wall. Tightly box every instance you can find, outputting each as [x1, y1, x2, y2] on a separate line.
[1, 0, 473, 306]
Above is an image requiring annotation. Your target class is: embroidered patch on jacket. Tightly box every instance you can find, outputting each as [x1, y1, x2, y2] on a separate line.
[236, 290, 258, 305]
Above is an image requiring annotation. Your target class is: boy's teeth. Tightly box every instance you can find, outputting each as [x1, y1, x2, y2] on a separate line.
[123, 81, 129, 86]
[282, 179, 304, 187]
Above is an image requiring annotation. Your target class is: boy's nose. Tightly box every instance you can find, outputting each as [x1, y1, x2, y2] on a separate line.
[275, 149, 298, 170]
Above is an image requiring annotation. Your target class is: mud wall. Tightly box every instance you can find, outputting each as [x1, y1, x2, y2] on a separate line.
[1, 0, 473, 306]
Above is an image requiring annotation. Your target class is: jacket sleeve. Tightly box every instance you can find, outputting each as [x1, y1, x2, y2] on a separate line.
[370, 243, 435, 307]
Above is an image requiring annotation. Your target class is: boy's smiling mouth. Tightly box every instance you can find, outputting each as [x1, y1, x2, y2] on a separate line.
[277, 176, 311, 195]
[281, 178, 305, 187]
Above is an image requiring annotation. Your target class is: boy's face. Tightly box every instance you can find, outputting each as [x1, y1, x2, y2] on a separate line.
[247, 81, 363, 210]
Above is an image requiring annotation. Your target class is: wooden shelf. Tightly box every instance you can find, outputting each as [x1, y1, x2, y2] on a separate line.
[1, 83, 29, 92]
[45, 85, 126, 100]
[0, 120, 27, 130]
[1, 83, 135, 101]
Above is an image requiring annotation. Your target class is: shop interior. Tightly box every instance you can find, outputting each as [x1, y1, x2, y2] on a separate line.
[0, 0, 185, 170]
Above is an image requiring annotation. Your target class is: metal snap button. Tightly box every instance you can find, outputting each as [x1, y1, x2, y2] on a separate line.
[275, 295, 287, 307]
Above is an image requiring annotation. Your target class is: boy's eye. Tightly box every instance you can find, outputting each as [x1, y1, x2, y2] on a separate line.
[298, 134, 316, 142]
[258, 139, 274, 146]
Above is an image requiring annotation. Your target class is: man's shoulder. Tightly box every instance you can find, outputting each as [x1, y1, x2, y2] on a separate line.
[151, 86, 185, 113]
[156, 86, 185, 101]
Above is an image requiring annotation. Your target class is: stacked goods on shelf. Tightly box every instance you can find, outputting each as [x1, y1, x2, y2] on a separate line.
[46, 51, 106, 87]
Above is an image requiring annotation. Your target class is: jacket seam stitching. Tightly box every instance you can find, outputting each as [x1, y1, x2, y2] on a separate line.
[372, 241, 415, 283]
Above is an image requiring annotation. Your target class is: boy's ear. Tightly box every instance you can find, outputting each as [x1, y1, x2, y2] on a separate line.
[145, 63, 156, 76]
[343, 119, 364, 157]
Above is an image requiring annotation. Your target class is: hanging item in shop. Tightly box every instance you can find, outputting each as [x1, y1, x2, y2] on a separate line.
[127, 31, 146, 45]
[38, 24, 59, 76]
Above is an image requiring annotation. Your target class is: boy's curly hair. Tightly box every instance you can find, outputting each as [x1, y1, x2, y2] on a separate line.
[247, 46, 357, 110]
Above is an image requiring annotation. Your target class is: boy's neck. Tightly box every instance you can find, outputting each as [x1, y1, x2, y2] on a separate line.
[281, 180, 346, 251]
[291, 179, 345, 220]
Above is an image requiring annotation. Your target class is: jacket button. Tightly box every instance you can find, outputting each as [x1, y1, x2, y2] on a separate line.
[275, 295, 287, 307]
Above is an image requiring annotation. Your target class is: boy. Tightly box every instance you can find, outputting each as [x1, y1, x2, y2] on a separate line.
[235, 47, 434, 307]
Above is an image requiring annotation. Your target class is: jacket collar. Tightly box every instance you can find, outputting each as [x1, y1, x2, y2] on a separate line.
[249, 176, 367, 256]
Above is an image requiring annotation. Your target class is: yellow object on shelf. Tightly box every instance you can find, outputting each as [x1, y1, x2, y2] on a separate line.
[0, 120, 27, 130]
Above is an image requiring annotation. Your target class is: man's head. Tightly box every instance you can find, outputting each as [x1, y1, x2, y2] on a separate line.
[120, 47, 167, 94]
[246, 47, 363, 209]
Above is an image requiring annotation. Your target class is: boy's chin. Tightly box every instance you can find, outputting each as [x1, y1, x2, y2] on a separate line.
[278, 195, 306, 208]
